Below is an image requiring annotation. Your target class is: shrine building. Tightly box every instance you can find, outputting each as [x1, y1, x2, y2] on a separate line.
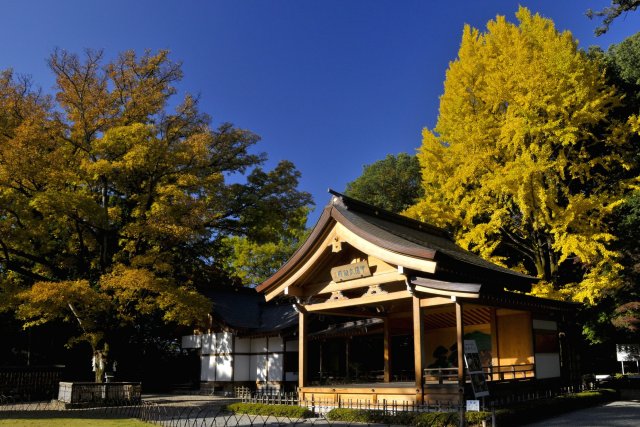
[256, 190, 578, 404]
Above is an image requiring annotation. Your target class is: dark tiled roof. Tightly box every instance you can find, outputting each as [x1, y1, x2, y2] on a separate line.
[332, 192, 534, 282]
[201, 287, 297, 335]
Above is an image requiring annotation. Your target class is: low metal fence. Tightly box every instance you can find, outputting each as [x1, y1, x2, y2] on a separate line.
[0, 381, 594, 426]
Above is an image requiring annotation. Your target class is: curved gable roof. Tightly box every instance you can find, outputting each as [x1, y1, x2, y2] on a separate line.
[257, 190, 536, 297]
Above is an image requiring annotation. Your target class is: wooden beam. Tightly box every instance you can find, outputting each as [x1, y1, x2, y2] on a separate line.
[299, 310, 308, 389]
[414, 284, 480, 299]
[307, 271, 406, 296]
[317, 309, 386, 319]
[420, 296, 454, 308]
[384, 318, 391, 383]
[413, 296, 425, 404]
[304, 290, 412, 312]
[285, 286, 305, 297]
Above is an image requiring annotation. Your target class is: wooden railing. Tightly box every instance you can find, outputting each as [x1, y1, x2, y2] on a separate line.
[424, 363, 536, 384]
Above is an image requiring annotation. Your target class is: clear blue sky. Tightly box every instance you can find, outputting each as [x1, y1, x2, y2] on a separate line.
[1, 1, 639, 225]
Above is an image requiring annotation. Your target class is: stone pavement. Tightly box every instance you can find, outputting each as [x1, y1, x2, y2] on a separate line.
[524, 401, 640, 426]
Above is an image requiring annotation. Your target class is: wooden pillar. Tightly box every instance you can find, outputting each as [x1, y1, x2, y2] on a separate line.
[456, 300, 465, 385]
[298, 310, 307, 389]
[413, 296, 425, 403]
[455, 299, 465, 427]
[383, 318, 391, 383]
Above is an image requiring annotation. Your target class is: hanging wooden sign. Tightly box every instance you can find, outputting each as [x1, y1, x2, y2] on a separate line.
[330, 261, 371, 283]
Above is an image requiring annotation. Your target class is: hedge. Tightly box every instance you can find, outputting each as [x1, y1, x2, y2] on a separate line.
[324, 389, 617, 426]
[224, 402, 313, 418]
[325, 407, 490, 426]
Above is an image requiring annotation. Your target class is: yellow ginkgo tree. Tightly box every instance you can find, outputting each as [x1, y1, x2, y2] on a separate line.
[407, 7, 639, 304]
[0, 50, 311, 381]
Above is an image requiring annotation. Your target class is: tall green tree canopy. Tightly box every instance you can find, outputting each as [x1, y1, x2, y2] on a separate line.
[407, 8, 639, 304]
[0, 49, 312, 379]
[345, 153, 424, 213]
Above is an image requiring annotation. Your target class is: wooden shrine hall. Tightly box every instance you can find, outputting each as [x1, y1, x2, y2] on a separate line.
[257, 190, 577, 404]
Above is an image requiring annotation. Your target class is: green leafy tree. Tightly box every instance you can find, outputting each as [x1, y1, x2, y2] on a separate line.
[407, 8, 639, 304]
[587, 0, 640, 36]
[345, 153, 424, 213]
[584, 33, 640, 337]
[223, 207, 310, 287]
[0, 50, 312, 381]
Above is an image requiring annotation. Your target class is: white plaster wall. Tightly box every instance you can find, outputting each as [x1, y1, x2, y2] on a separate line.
[235, 355, 250, 381]
[267, 353, 283, 381]
[216, 355, 233, 381]
[250, 355, 267, 381]
[201, 356, 216, 381]
[201, 334, 216, 355]
[217, 332, 233, 354]
[235, 337, 251, 353]
[251, 337, 267, 353]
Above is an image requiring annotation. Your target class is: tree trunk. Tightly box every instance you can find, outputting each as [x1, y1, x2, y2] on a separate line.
[93, 343, 109, 383]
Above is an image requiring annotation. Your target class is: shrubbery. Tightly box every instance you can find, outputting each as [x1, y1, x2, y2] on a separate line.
[224, 403, 313, 418]
[324, 389, 617, 426]
[325, 407, 490, 426]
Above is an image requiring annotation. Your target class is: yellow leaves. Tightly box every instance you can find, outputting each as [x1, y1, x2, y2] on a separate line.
[530, 281, 565, 301]
[410, 6, 635, 304]
[99, 264, 210, 326]
[16, 280, 109, 329]
[15, 265, 211, 332]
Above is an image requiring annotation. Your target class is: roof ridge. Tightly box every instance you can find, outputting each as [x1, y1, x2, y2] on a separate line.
[328, 189, 453, 240]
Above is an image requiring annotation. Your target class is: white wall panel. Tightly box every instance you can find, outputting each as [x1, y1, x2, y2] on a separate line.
[201, 334, 216, 355]
[200, 356, 216, 381]
[235, 355, 250, 381]
[251, 337, 267, 353]
[250, 355, 267, 381]
[217, 332, 233, 353]
[216, 355, 233, 381]
[268, 353, 283, 381]
[235, 337, 251, 353]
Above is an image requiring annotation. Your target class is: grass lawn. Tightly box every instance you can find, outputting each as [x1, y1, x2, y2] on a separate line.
[0, 419, 153, 426]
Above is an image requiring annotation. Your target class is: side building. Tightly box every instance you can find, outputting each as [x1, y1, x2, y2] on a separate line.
[181, 286, 299, 394]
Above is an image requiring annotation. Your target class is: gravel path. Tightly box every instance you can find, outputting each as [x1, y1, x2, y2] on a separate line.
[523, 401, 640, 426]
